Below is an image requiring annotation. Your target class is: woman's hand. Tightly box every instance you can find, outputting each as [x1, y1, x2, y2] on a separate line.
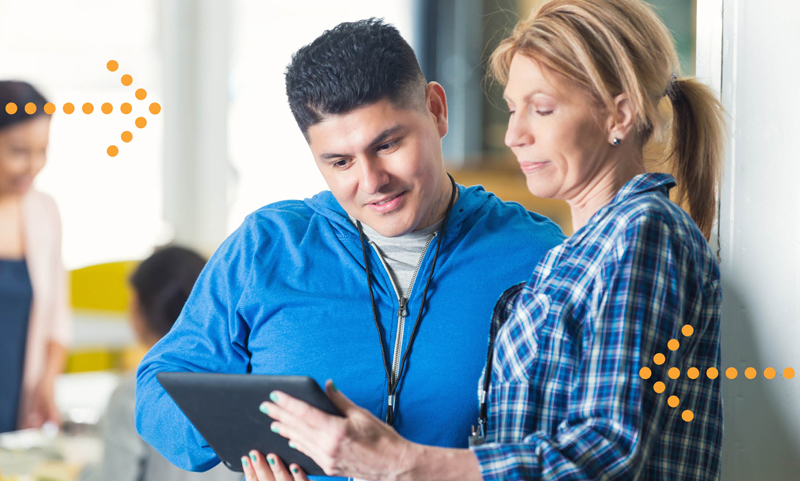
[261, 380, 419, 481]
[241, 449, 310, 481]
[22, 376, 61, 429]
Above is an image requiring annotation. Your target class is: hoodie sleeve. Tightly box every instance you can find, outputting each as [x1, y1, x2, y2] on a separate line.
[135, 216, 259, 471]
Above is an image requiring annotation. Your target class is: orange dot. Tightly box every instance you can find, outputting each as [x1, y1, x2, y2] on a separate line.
[149, 102, 161, 115]
[654, 353, 666, 365]
[63, 103, 75, 114]
[107, 145, 119, 157]
[682, 325, 694, 337]
[120, 103, 132, 114]
[135, 88, 147, 100]
[44, 103, 56, 115]
[668, 367, 680, 379]
[101, 103, 113, 114]
[682, 410, 694, 422]
[121, 131, 133, 143]
[639, 367, 652, 380]
[668, 395, 680, 408]
[5, 102, 17, 114]
[24, 103, 36, 114]
[121, 74, 133, 86]
[726, 367, 738, 379]
[745, 367, 757, 379]
[668, 339, 680, 351]
[764, 368, 776, 380]
[107, 60, 119, 72]
[707, 367, 719, 380]
[653, 381, 665, 394]
[82, 103, 94, 114]
[784, 367, 795, 380]
[135, 117, 147, 129]
[687, 367, 699, 379]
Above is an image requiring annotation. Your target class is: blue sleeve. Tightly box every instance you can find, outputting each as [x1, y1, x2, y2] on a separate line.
[135, 216, 259, 471]
[472, 214, 692, 480]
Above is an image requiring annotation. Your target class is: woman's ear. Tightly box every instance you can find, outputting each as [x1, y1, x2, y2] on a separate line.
[606, 93, 636, 143]
[425, 81, 449, 138]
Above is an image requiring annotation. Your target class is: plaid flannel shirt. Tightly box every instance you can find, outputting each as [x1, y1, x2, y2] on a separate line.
[472, 173, 722, 480]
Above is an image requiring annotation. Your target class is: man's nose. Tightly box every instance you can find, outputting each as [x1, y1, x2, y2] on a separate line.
[360, 157, 390, 194]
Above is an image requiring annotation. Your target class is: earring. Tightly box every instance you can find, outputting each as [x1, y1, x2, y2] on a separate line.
[611, 138, 621, 146]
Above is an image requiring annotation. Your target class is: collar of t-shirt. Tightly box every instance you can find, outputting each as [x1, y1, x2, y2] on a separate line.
[350, 216, 444, 299]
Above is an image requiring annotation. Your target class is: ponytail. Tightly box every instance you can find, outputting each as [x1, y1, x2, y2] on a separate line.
[667, 78, 726, 240]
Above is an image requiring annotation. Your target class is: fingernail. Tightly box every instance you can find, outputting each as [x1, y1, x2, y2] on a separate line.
[288, 441, 296, 449]
[291, 466, 299, 474]
[241, 456, 249, 468]
[269, 392, 279, 403]
[268, 457, 276, 466]
[330, 381, 338, 393]
[270, 424, 280, 434]
[259, 402, 269, 415]
[249, 453, 257, 463]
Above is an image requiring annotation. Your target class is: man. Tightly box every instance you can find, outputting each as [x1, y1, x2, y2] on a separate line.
[136, 18, 564, 476]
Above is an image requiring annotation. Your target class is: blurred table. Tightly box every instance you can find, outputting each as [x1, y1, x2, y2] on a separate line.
[0, 372, 121, 481]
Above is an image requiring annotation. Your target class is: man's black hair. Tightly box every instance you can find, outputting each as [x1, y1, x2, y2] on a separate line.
[130, 246, 207, 338]
[285, 18, 427, 138]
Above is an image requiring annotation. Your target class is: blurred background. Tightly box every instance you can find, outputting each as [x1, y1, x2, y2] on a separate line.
[1, 0, 798, 480]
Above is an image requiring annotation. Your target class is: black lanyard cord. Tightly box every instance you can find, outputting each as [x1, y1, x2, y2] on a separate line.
[357, 174, 457, 426]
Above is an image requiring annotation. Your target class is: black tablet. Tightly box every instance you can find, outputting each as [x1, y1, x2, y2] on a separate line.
[156, 372, 343, 475]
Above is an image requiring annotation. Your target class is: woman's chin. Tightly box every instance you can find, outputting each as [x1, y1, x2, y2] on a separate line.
[524, 177, 559, 199]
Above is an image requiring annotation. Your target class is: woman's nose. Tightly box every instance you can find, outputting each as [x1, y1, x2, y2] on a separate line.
[505, 113, 534, 149]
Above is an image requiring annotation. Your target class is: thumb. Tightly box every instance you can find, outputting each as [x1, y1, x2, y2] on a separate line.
[325, 380, 359, 416]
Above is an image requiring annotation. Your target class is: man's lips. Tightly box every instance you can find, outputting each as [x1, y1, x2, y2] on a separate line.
[519, 161, 550, 173]
[367, 192, 405, 213]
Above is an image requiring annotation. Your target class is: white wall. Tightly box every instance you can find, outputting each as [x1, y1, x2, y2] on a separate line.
[699, 0, 800, 478]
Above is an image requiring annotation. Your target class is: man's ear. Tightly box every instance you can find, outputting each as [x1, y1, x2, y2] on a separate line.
[606, 93, 636, 143]
[426, 81, 448, 138]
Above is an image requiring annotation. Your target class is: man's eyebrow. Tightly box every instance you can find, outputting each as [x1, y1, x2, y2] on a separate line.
[319, 125, 406, 160]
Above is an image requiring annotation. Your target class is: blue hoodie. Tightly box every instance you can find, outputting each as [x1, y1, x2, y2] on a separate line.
[136, 184, 565, 476]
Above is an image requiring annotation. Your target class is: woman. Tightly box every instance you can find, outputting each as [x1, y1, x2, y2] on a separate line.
[245, 0, 725, 479]
[0, 81, 70, 433]
[80, 246, 241, 481]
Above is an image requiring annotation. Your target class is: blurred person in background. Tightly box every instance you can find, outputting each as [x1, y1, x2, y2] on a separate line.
[0, 80, 70, 433]
[80, 246, 240, 481]
[252, 0, 727, 480]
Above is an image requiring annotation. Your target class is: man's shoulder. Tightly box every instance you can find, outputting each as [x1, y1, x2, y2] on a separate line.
[462, 185, 565, 239]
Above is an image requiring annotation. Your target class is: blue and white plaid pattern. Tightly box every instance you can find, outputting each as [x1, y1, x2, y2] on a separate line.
[472, 173, 722, 480]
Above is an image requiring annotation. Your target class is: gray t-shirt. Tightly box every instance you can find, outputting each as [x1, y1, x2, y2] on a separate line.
[354, 218, 443, 300]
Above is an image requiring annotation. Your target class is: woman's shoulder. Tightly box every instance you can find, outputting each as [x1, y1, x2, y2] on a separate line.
[23, 189, 62, 220]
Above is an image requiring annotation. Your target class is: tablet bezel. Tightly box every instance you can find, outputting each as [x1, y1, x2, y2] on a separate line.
[156, 372, 342, 475]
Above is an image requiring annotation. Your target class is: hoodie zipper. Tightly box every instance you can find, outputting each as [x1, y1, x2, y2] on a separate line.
[369, 232, 437, 388]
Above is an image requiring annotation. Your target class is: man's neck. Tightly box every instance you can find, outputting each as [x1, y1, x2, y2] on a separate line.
[417, 173, 457, 231]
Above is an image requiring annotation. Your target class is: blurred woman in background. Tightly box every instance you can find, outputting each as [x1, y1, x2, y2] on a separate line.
[81, 245, 240, 481]
[0, 80, 70, 433]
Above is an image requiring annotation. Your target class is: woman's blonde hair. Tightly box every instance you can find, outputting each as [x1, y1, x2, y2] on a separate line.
[491, 0, 725, 239]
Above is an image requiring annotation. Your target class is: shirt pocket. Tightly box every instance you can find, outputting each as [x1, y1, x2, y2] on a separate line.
[494, 292, 551, 384]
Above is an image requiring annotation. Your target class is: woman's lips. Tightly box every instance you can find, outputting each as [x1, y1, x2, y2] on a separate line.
[519, 161, 549, 174]
[368, 192, 405, 214]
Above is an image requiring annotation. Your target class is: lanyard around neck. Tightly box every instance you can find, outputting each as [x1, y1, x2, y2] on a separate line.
[357, 174, 457, 426]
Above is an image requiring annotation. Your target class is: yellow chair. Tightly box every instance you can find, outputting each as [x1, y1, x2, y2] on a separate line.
[67, 261, 148, 373]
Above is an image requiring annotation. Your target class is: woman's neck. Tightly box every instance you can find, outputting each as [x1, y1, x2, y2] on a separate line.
[567, 153, 645, 233]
